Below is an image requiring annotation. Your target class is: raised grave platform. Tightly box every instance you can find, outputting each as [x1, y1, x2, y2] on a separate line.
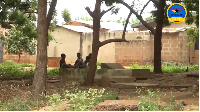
[59, 68, 154, 86]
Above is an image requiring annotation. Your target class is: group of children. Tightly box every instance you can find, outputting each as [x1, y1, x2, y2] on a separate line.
[60, 53, 92, 68]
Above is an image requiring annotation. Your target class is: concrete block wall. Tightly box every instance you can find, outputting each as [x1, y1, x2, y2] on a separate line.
[115, 32, 191, 66]
[161, 32, 189, 63]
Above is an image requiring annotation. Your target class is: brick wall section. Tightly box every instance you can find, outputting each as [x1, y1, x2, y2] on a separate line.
[48, 57, 60, 67]
[3, 53, 36, 64]
[3, 53, 75, 67]
[161, 32, 189, 63]
[115, 32, 190, 66]
[115, 39, 154, 66]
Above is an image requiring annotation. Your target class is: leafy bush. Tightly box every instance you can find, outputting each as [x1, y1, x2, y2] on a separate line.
[64, 88, 117, 111]
[137, 89, 184, 111]
[130, 62, 153, 72]
[189, 65, 199, 71]
[138, 89, 161, 111]
[0, 60, 35, 68]
[0, 61, 60, 77]
[0, 60, 34, 77]
[130, 62, 199, 73]
[47, 68, 59, 76]
[46, 93, 63, 105]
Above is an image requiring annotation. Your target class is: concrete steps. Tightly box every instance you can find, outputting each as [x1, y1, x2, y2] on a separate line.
[108, 76, 136, 83]
[110, 82, 192, 89]
[111, 83, 159, 89]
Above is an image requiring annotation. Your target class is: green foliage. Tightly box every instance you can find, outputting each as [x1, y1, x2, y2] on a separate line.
[80, 16, 93, 21]
[189, 65, 199, 71]
[97, 61, 101, 69]
[162, 62, 185, 73]
[165, 97, 185, 111]
[1, 27, 36, 57]
[0, 60, 35, 68]
[0, 60, 34, 77]
[0, 61, 61, 77]
[145, 14, 155, 21]
[137, 89, 184, 111]
[116, 17, 128, 25]
[64, 88, 117, 111]
[186, 28, 199, 46]
[183, 0, 199, 27]
[138, 89, 161, 111]
[132, 18, 140, 24]
[0, 0, 37, 29]
[46, 93, 63, 105]
[62, 8, 71, 23]
[130, 62, 153, 72]
[0, 95, 48, 111]
[130, 62, 199, 73]
[0, 88, 117, 111]
[47, 68, 59, 76]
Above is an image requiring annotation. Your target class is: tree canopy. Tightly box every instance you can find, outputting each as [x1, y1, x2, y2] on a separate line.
[62, 8, 71, 23]
[1, 27, 36, 62]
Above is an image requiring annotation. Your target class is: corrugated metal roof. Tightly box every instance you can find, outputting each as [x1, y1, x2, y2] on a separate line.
[75, 20, 133, 31]
[57, 24, 93, 33]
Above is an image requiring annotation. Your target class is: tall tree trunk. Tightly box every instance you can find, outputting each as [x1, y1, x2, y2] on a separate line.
[85, 0, 101, 86]
[154, 0, 165, 74]
[33, 0, 48, 95]
[85, 47, 99, 85]
[18, 54, 21, 63]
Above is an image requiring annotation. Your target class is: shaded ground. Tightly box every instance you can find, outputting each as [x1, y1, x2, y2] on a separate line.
[0, 70, 199, 111]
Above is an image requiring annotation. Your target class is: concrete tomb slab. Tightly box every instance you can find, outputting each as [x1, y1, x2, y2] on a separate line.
[101, 63, 125, 69]
[132, 69, 154, 79]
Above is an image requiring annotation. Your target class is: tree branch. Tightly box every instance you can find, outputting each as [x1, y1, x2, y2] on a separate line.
[47, 0, 57, 30]
[140, 0, 151, 15]
[149, 0, 158, 7]
[85, 7, 94, 18]
[118, 0, 155, 35]
[99, 39, 129, 47]
[46, 0, 57, 46]
[122, 11, 132, 39]
[100, 6, 115, 17]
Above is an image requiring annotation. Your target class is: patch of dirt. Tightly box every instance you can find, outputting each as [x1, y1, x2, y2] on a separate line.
[35, 101, 71, 111]
[93, 100, 138, 111]
[0, 71, 199, 111]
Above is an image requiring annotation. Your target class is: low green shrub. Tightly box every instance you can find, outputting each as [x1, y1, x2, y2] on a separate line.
[130, 62, 199, 73]
[46, 93, 63, 105]
[0, 61, 60, 77]
[137, 89, 184, 111]
[0, 60, 34, 77]
[189, 65, 199, 71]
[64, 88, 117, 111]
[47, 68, 59, 76]
[0, 60, 35, 68]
